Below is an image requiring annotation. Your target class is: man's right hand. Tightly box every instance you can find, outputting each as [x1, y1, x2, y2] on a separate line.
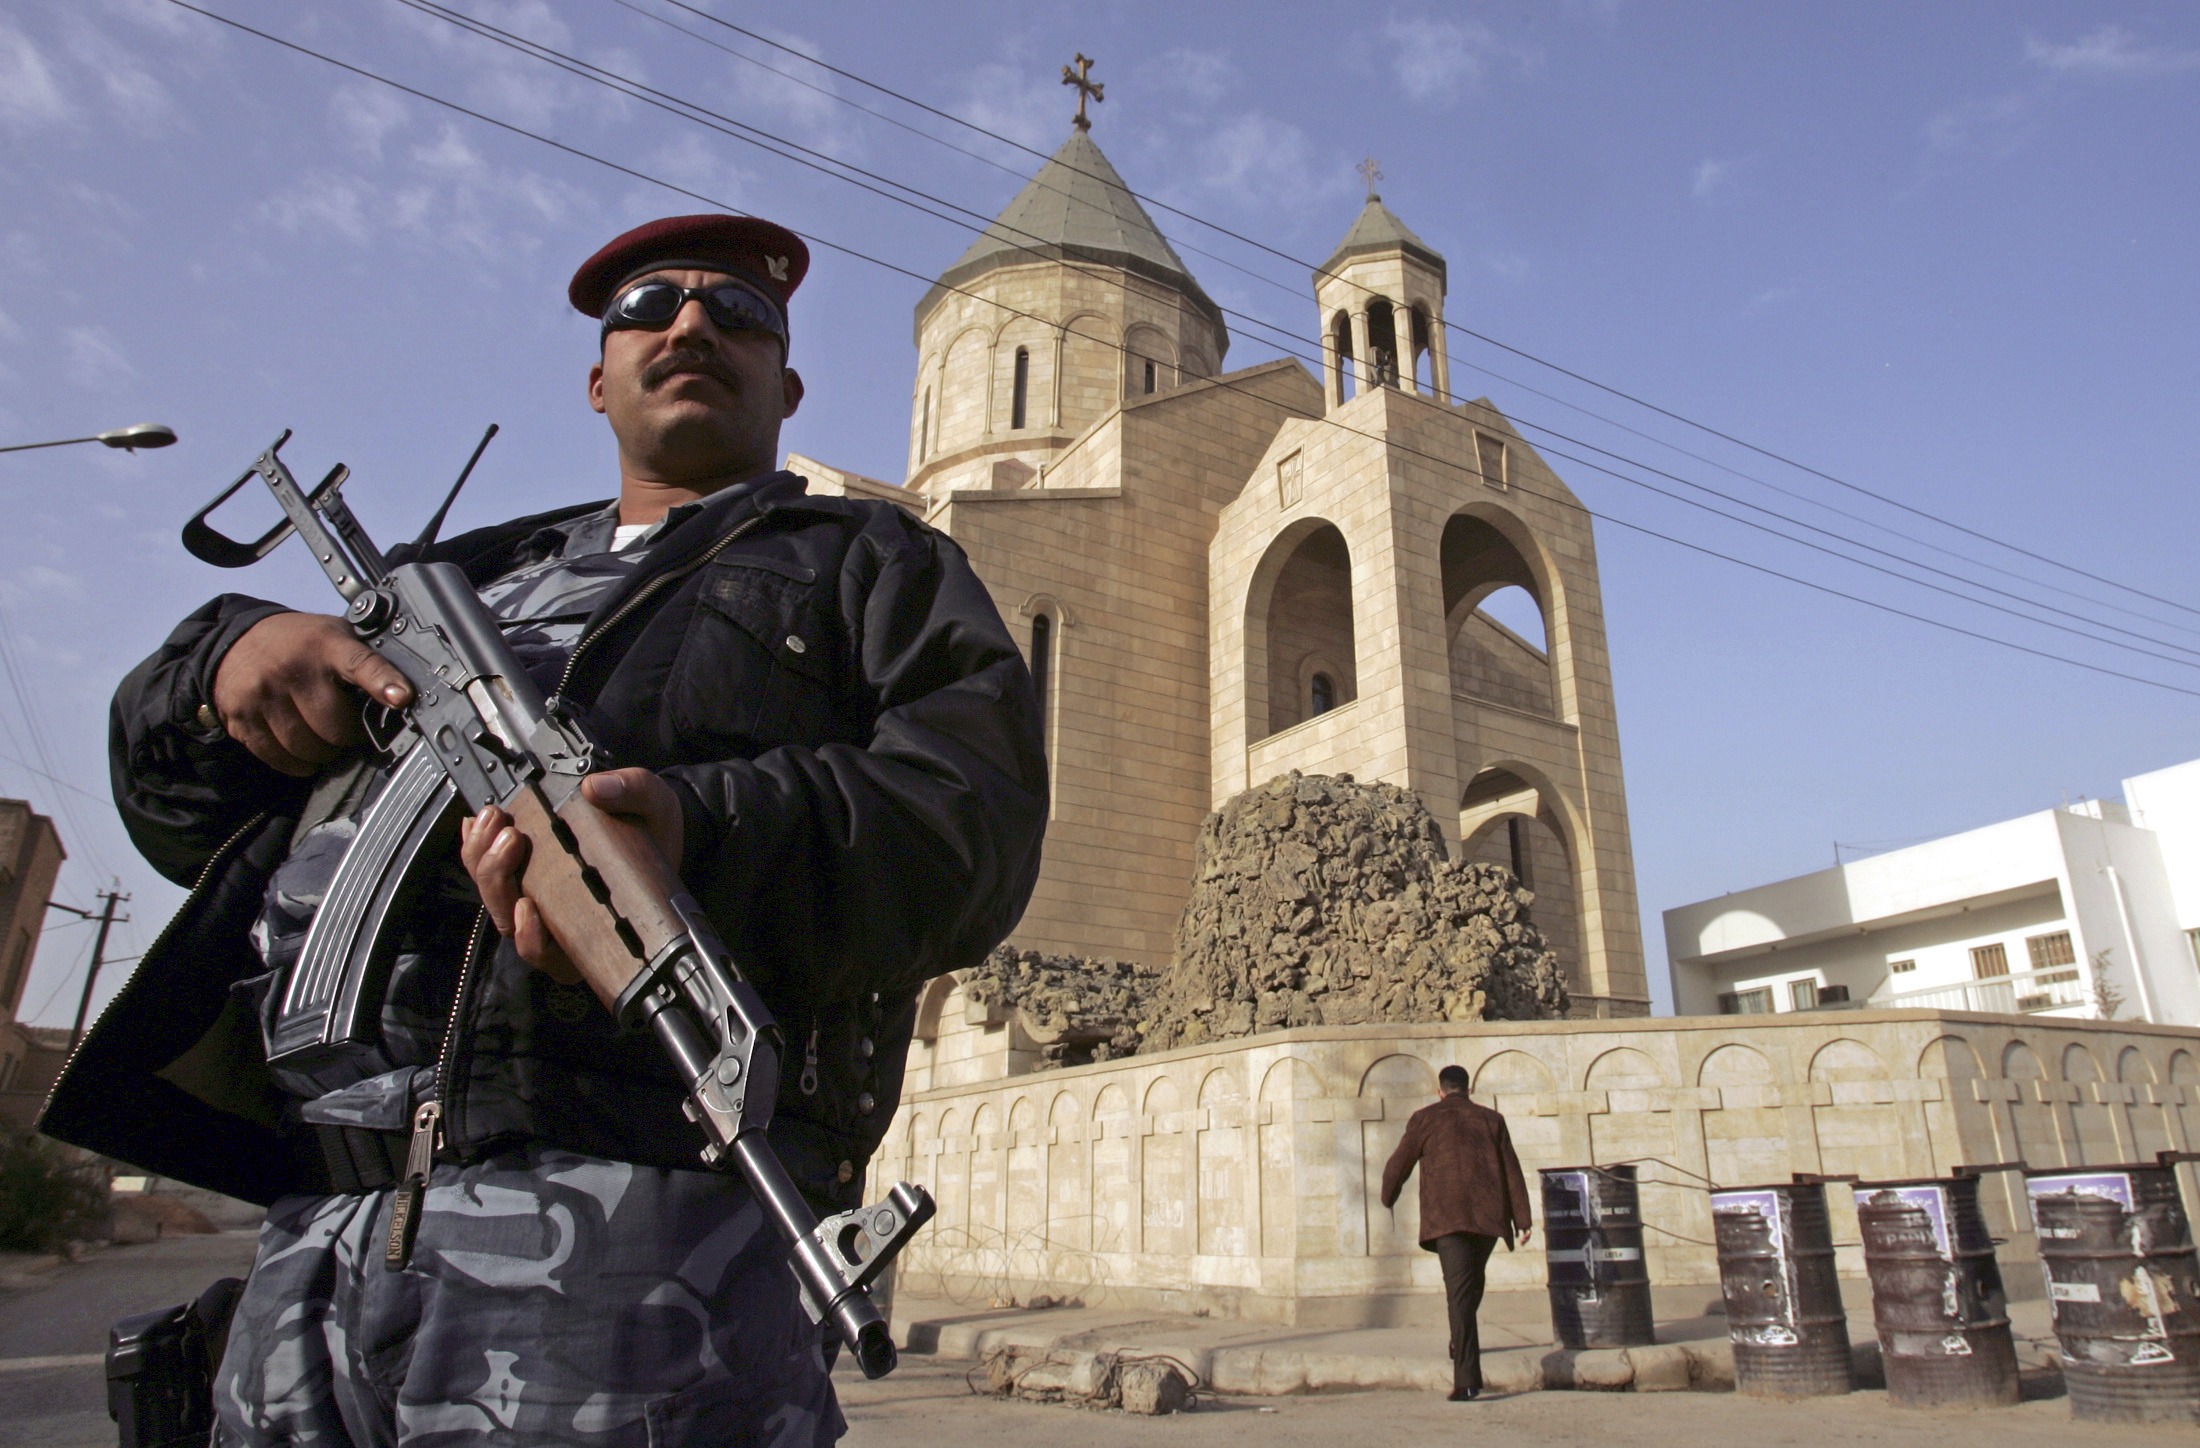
[210, 611, 412, 776]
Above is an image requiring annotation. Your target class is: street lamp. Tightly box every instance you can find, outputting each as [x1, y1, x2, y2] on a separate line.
[0, 423, 178, 454]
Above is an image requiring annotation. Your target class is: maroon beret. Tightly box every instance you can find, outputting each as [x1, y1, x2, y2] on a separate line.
[567, 213, 810, 320]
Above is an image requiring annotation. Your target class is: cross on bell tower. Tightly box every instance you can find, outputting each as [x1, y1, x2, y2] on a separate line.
[1357, 157, 1383, 201]
[1062, 53, 1104, 131]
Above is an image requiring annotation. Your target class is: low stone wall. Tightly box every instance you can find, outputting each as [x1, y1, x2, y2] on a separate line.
[876, 995, 2200, 1325]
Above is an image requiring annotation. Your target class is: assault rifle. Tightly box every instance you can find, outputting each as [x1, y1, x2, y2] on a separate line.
[182, 431, 930, 1379]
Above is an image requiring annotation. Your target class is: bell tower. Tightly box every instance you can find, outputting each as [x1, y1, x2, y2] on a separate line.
[1316, 162, 1451, 407]
[1209, 184, 1651, 1015]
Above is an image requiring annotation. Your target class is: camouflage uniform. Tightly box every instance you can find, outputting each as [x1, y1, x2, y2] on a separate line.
[217, 504, 842, 1446]
[213, 1147, 841, 1446]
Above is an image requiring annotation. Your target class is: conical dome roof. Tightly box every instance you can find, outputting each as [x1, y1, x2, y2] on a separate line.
[1319, 196, 1447, 289]
[917, 130, 1221, 332]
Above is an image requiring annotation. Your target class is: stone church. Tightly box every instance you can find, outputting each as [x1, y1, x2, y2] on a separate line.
[812, 121, 2200, 1327]
[796, 123, 1650, 1017]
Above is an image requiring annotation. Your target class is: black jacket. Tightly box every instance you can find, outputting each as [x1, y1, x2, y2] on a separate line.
[41, 472, 1047, 1206]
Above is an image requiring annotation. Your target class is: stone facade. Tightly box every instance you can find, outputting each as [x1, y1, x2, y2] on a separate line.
[803, 129, 1650, 1012]
[881, 976, 2200, 1324]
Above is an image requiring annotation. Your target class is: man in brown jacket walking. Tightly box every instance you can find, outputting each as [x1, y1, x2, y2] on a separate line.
[1380, 1064, 1533, 1400]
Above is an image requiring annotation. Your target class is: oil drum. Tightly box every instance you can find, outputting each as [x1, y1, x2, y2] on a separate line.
[1711, 1181, 1854, 1396]
[1541, 1165, 1656, 1349]
[1856, 1176, 2020, 1408]
[2026, 1164, 2200, 1424]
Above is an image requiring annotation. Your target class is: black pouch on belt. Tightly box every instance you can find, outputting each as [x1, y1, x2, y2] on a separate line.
[106, 1276, 245, 1448]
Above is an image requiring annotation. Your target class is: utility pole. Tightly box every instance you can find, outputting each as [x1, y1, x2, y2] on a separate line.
[55, 888, 129, 1054]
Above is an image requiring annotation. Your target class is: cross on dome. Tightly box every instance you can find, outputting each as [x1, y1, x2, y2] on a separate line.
[1062, 53, 1104, 131]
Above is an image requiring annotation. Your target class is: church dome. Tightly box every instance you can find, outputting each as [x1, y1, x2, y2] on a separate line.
[1319, 196, 1447, 289]
[916, 129, 1222, 335]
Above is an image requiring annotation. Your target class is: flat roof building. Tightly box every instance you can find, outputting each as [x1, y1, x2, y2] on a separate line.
[1665, 758, 2200, 1027]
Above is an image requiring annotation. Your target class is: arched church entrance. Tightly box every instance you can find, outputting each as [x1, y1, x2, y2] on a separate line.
[1459, 766, 1581, 992]
[1253, 522, 1358, 738]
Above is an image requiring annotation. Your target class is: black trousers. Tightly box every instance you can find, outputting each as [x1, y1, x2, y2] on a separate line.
[1433, 1231, 1499, 1394]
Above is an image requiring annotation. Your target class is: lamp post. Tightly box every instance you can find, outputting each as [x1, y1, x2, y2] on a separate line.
[0, 423, 177, 455]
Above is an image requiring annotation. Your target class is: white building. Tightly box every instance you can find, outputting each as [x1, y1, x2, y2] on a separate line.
[1665, 758, 2200, 1026]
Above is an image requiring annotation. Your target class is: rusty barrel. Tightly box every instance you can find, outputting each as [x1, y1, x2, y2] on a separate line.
[1856, 1176, 2020, 1408]
[1540, 1165, 1656, 1349]
[1711, 1181, 1854, 1396]
[2026, 1164, 2200, 1423]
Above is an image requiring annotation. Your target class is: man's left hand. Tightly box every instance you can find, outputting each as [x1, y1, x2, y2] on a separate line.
[460, 768, 686, 983]
[1518, 1225, 1534, 1247]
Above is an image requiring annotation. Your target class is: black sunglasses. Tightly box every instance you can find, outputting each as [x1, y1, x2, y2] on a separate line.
[601, 279, 785, 341]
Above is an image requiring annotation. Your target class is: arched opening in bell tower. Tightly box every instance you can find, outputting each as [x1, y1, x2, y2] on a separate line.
[1330, 311, 1356, 402]
[1410, 306, 1433, 395]
[1459, 765, 1581, 991]
[1441, 512, 1557, 720]
[1253, 522, 1358, 738]
[1365, 299, 1399, 388]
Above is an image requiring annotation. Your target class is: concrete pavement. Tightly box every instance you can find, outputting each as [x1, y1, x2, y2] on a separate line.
[890, 1280, 2068, 1397]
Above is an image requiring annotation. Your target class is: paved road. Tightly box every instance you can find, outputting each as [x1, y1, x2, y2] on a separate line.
[0, 1231, 258, 1448]
[835, 1358, 2172, 1447]
[3, 1235, 2185, 1446]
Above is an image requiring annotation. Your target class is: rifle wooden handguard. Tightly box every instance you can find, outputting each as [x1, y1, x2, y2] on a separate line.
[506, 785, 688, 1012]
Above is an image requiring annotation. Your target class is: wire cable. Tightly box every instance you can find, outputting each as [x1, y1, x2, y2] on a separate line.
[651, 0, 2200, 622]
[389, 0, 2200, 671]
[159, 1, 2200, 703]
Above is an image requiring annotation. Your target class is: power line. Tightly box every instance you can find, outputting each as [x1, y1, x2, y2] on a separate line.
[647, 0, 2200, 624]
[158, 2, 2200, 703]
[392, 0, 2200, 671]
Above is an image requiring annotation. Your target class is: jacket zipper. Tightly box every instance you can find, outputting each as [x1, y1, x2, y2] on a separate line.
[550, 513, 766, 702]
[390, 511, 768, 1265]
[390, 906, 490, 1270]
[40, 810, 269, 1118]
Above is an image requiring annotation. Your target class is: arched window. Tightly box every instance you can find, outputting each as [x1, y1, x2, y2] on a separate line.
[1142, 360, 1157, 395]
[1331, 312, 1356, 402]
[1030, 612, 1052, 739]
[1011, 347, 1030, 430]
[920, 387, 932, 458]
[1309, 672, 1335, 716]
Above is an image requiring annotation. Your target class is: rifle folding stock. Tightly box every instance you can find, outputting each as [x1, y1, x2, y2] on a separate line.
[184, 432, 932, 1379]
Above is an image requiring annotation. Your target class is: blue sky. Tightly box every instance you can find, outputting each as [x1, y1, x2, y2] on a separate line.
[2, 0, 2196, 1022]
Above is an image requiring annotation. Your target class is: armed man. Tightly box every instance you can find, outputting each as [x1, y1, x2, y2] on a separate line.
[42, 214, 1049, 1445]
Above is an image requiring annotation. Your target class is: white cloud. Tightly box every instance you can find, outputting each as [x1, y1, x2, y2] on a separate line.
[0, 22, 72, 136]
[63, 328, 134, 390]
[259, 172, 375, 245]
[1692, 158, 1730, 199]
[333, 83, 411, 161]
[647, 132, 752, 210]
[1381, 15, 1538, 106]
[1923, 89, 2036, 156]
[1185, 112, 1355, 214]
[955, 58, 1072, 153]
[1138, 49, 1236, 108]
[2025, 25, 2200, 77]
[720, 28, 864, 161]
[1483, 251, 1532, 284]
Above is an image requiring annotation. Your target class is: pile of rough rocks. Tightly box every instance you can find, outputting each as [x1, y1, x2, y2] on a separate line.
[959, 772, 1567, 1060]
[1140, 772, 1568, 1050]
[961, 947, 1161, 1068]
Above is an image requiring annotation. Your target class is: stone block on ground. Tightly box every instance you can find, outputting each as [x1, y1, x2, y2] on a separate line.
[1682, 1341, 1735, 1391]
[974, 1346, 1192, 1414]
[1623, 1345, 1692, 1392]
[1481, 1351, 1542, 1395]
[1116, 1361, 1190, 1415]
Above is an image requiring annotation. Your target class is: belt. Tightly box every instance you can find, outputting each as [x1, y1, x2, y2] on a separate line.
[302, 1123, 410, 1196]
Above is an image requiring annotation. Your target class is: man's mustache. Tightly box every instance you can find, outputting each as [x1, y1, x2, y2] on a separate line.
[642, 349, 739, 392]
